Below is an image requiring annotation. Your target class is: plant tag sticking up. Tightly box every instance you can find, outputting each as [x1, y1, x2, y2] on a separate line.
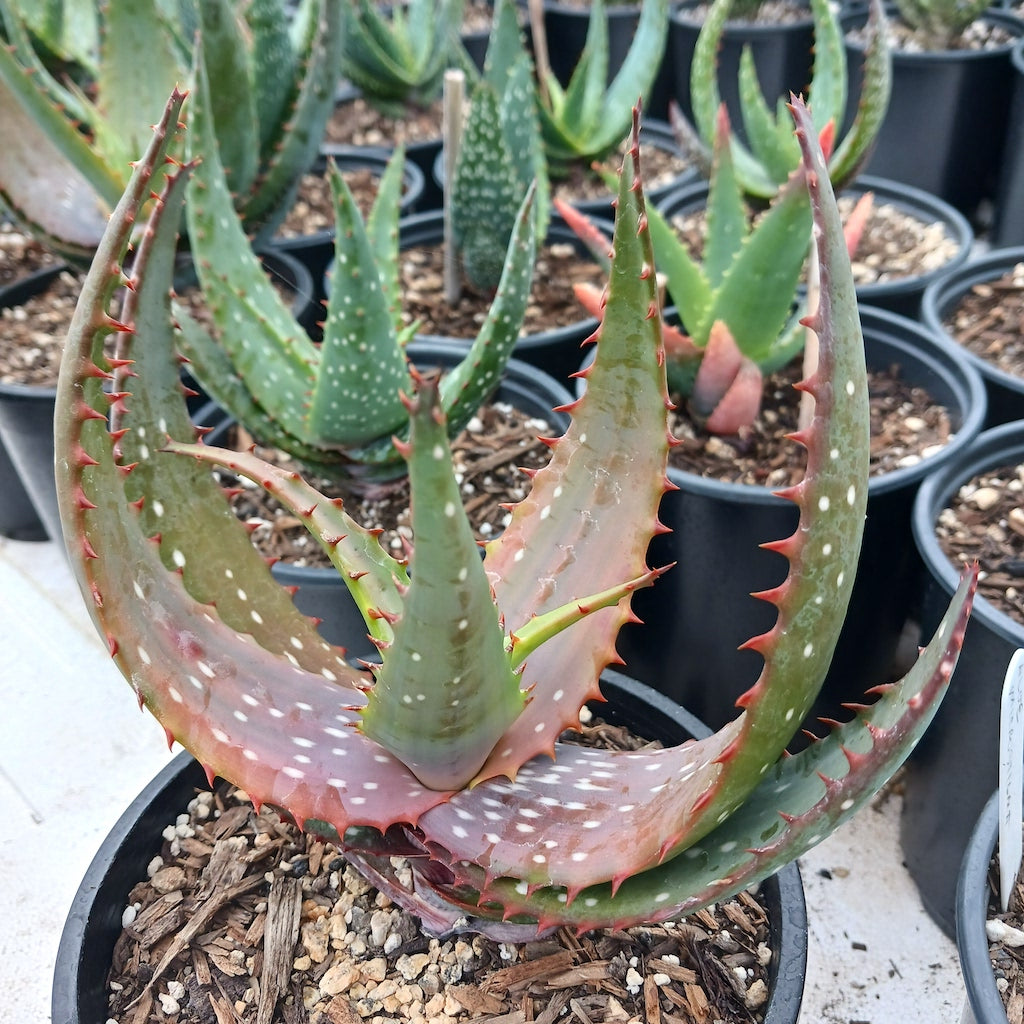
[999, 649, 1024, 911]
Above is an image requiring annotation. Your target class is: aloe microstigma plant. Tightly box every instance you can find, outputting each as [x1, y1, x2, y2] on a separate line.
[0, 0, 342, 261]
[178, 58, 537, 486]
[676, 0, 891, 200]
[56, 90, 975, 935]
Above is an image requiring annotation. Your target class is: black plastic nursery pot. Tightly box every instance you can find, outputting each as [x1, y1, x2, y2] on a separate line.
[921, 245, 1024, 429]
[901, 422, 1024, 939]
[51, 670, 808, 1024]
[668, 0, 815, 147]
[0, 434, 47, 540]
[655, 173, 975, 320]
[0, 264, 72, 545]
[610, 305, 988, 738]
[956, 792, 1007, 1024]
[992, 39, 1024, 247]
[206, 342, 573, 655]
[329, 85, 444, 210]
[842, 4, 1024, 223]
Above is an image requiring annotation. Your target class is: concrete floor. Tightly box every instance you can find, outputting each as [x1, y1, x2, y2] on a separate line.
[1, 534, 969, 1023]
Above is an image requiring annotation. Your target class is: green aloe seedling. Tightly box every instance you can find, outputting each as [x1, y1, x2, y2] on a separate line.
[535, 0, 671, 174]
[0, 0, 342, 262]
[449, 0, 549, 293]
[676, 0, 891, 200]
[340, 0, 467, 115]
[177, 64, 538, 487]
[55, 90, 975, 937]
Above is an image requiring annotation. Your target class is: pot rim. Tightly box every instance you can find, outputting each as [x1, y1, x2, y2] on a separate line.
[921, 245, 1024, 397]
[911, 420, 1024, 646]
[956, 790, 1006, 1022]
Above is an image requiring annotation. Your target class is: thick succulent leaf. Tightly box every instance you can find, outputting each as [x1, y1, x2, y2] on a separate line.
[97, 0, 183, 165]
[702, 160, 812, 364]
[736, 52, 798, 186]
[185, 58, 320, 446]
[311, 163, 412, 446]
[162, 440, 409, 647]
[0, 25, 125, 259]
[451, 79, 527, 292]
[436, 186, 538, 434]
[804, 0, 847, 139]
[687, 0, 778, 197]
[501, 56, 550, 238]
[245, 0, 345, 236]
[645, 205, 711, 343]
[361, 376, 528, 791]
[249, 0, 298, 154]
[830, 0, 892, 191]
[364, 146, 407, 333]
[194, 3, 259, 201]
[482, 0, 528, 89]
[423, 568, 975, 929]
[474, 111, 674, 783]
[55, 92, 455, 835]
[701, 114, 747, 292]
[601, 0, 670, 133]
[555, 0, 610, 145]
[171, 309, 349, 475]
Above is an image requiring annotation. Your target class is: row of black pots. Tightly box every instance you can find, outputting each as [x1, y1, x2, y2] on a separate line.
[51, 670, 808, 1024]
[901, 420, 1024, 938]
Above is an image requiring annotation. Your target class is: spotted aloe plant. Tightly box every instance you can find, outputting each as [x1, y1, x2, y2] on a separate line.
[0, 0, 342, 262]
[676, 0, 891, 200]
[449, 0, 549, 293]
[178, 58, 537, 487]
[56, 90, 975, 935]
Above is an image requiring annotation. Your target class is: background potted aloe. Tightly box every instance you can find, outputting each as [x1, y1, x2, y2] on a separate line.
[841, 0, 1024, 224]
[0, 0, 343, 539]
[50, 89, 976, 1023]
[173, 53, 569, 649]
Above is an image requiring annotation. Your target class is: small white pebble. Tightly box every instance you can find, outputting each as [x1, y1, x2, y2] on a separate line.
[625, 967, 643, 993]
[987, 918, 1024, 947]
[652, 972, 671, 986]
[121, 903, 139, 928]
[157, 993, 180, 1015]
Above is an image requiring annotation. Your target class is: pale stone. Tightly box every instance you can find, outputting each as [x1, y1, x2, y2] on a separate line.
[320, 963, 359, 997]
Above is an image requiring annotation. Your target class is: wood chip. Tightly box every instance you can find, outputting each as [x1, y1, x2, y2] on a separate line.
[256, 875, 302, 1024]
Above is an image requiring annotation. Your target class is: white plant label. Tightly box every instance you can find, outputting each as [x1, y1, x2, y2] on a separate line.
[999, 649, 1024, 912]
